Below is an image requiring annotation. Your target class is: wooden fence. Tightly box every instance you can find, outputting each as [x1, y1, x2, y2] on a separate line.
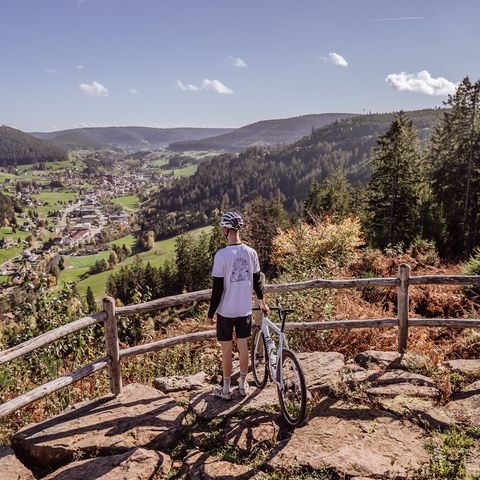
[1, 263, 479, 419]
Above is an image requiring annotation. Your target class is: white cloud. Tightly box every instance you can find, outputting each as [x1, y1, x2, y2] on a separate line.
[201, 79, 234, 94]
[45, 67, 59, 74]
[129, 88, 139, 94]
[176, 79, 233, 94]
[76, 64, 85, 71]
[176, 80, 200, 91]
[227, 56, 248, 68]
[328, 52, 348, 67]
[78, 81, 109, 97]
[385, 70, 457, 96]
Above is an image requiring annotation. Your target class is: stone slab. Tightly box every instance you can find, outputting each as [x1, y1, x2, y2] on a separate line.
[443, 359, 480, 377]
[354, 350, 429, 371]
[380, 396, 456, 430]
[181, 449, 261, 479]
[12, 383, 186, 470]
[447, 380, 480, 427]
[154, 372, 207, 393]
[43, 448, 171, 480]
[223, 412, 281, 453]
[0, 446, 34, 480]
[267, 399, 429, 478]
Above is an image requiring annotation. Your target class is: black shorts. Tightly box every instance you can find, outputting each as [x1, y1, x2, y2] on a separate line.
[216, 314, 252, 341]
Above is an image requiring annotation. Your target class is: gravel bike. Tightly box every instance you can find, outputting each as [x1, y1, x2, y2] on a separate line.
[251, 302, 307, 426]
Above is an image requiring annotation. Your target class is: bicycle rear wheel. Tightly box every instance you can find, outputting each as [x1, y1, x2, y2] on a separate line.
[251, 329, 268, 388]
[277, 349, 307, 427]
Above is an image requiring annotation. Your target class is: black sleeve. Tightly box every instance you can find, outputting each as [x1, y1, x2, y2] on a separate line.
[253, 272, 264, 300]
[208, 277, 224, 318]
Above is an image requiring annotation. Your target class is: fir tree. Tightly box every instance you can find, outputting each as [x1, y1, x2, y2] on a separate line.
[366, 111, 425, 249]
[429, 76, 480, 255]
[85, 286, 96, 313]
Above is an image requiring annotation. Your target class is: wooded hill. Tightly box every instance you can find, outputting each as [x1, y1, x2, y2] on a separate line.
[141, 109, 444, 238]
[168, 113, 356, 152]
[0, 126, 67, 166]
[32, 126, 235, 151]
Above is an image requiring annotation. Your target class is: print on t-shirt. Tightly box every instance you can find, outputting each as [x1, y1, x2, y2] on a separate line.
[230, 256, 249, 283]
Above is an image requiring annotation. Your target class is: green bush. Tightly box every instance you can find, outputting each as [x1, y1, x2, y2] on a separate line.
[462, 248, 480, 301]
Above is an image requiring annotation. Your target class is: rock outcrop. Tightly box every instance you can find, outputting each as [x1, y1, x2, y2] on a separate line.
[267, 399, 429, 478]
[0, 446, 34, 480]
[42, 448, 171, 480]
[12, 383, 186, 470]
[5, 350, 480, 479]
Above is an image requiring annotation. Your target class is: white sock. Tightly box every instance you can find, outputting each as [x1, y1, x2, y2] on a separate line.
[239, 372, 247, 388]
[223, 377, 231, 394]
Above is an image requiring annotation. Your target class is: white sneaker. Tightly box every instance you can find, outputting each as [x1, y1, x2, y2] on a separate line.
[238, 382, 250, 397]
[211, 386, 232, 401]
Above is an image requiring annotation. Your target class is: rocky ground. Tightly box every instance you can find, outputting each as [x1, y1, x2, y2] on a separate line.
[2, 350, 480, 479]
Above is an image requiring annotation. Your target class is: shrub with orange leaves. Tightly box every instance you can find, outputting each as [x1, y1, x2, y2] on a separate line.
[271, 215, 364, 276]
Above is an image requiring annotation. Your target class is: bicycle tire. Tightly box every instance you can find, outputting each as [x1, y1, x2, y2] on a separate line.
[251, 329, 268, 388]
[277, 349, 307, 427]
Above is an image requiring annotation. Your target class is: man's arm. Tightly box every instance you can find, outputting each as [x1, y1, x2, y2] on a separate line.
[253, 271, 269, 314]
[207, 276, 224, 321]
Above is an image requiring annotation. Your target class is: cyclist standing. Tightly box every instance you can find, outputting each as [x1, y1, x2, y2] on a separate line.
[207, 212, 269, 400]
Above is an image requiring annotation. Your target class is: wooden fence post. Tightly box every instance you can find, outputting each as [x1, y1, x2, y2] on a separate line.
[102, 296, 122, 395]
[397, 263, 411, 354]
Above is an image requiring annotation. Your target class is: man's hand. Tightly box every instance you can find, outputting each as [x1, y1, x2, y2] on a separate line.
[206, 314, 215, 325]
[259, 300, 270, 316]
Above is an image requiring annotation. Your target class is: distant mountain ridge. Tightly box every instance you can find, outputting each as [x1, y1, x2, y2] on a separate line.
[0, 125, 67, 166]
[168, 113, 357, 152]
[31, 126, 235, 151]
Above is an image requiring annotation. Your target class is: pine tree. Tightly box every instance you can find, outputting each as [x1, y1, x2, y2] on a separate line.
[303, 169, 350, 222]
[429, 76, 480, 255]
[366, 111, 425, 249]
[85, 286, 96, 313]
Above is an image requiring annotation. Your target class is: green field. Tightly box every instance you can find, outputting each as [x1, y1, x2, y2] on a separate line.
[58, 250, 113, 287]
[173, 164, 197, 177]
[72, 226, 211, 300]
[32, 191, 78, 206]
[108, 234, 136, 249]
[0, 276, 10, 285]
[0, 171, 22, 182]
[0, 246, 22, 264]
[112, 195, 139, 212]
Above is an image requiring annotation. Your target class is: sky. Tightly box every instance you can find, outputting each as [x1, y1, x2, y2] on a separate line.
[1, 0, 479, 132]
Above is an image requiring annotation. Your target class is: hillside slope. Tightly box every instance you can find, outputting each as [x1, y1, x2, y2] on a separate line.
[142, 109, 444, 237]
[32, 126, 234, 151]
[168, 113, 356, 152]
[0, 125, 67, 166]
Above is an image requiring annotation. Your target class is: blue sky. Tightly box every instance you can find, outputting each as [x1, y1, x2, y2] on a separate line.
[1, 0, 479, 131]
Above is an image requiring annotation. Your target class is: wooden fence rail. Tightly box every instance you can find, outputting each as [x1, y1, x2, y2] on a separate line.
[1, 263, 479, 419]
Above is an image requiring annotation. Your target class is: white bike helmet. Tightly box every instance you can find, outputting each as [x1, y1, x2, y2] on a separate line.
[219, 211, 244, 230]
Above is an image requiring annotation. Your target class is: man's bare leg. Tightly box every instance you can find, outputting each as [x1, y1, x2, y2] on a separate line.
[221, 340, 233, 393]
[237, 337, 249, 393]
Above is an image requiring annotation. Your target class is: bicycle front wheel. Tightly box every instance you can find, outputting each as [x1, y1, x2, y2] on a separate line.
[277, 349, 307, 427]
[251, 329, 268, 388]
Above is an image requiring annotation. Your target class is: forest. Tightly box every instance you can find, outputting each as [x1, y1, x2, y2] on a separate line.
[141, 78, 480, 258]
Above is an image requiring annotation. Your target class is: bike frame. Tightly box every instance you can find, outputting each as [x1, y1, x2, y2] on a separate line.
[259, 314, 288, 391]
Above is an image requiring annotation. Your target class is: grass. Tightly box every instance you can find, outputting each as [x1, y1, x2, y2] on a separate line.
[111, 195, 139, 212]
[108, 234, 136, 249]
[174, 164, 198, 177]
[0, 171, 22, 182]
[57, 251, 113, 287]
[32, 191, 78, 206]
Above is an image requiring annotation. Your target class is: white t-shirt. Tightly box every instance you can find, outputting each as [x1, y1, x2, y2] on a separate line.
[211, 243, 260, 318]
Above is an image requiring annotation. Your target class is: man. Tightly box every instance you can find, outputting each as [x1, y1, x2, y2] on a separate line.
[207, 211, 269, 400]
